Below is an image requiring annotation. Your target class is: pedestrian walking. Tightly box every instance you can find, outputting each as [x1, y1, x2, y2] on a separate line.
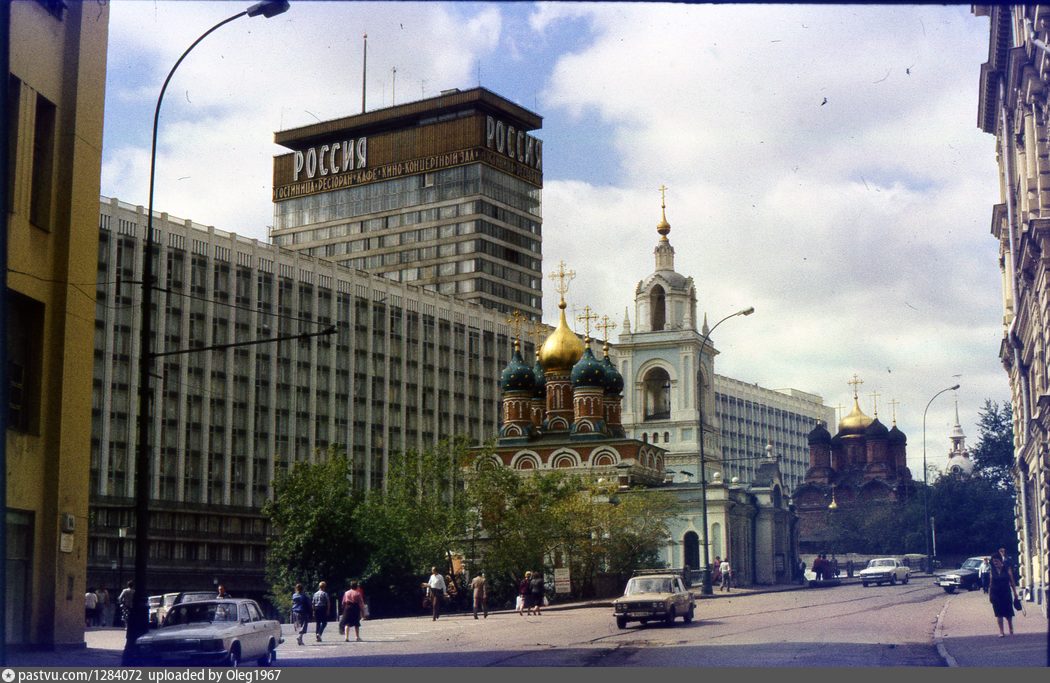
[117, 580, 135, 629]
[712, 556, 722, 587]
[528, 571, 545, 616]
[311, 581, 331, 641]
[95, 586, 111, 628]
[290, 583, 310, 645]
[987, 554, 1018, 637]
[427, 567, 446, 621]
[517, 571, 531, 615]
[471, 572, 488, 619]
[979, 557, 991, 593]
[719, 557, 732, 592]
[340, 581, 365, 641]
[85, 588, 98, 627]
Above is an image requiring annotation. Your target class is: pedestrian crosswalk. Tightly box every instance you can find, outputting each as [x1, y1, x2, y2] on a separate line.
[275, 615, 476, 657]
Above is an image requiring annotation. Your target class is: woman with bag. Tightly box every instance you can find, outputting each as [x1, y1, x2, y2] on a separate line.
[517, 571, 531, 615]
[528, 571, 545, 616]
[987, 554, 1018, 637]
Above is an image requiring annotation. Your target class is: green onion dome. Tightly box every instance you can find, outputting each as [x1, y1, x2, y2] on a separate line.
[532, 353, 546, 398]
[887, 425, 906, 444]
[864, 417, 888, 438]
[571, 346, 607, 389]
[808, 422, 832, 445]
[500, 340, 536, 392]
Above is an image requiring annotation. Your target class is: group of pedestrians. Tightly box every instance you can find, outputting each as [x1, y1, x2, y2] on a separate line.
[711, 557, 732, 591]
[515, 570, 546, 615]
[290, 579, 367, 645]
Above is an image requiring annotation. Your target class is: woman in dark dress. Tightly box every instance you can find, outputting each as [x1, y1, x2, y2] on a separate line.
[987, 555, 1017, 637]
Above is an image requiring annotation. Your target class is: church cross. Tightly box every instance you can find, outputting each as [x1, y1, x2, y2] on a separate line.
[577, 306, 599, 342]
[505, 310, 526, 344]
[869, 390, 881, 417]
[832, 403, 846, 424]
[888, 398, 900, 425]
[848, 374, 864, 399]
[548, 260, 576, 303]
[659, 184, 668, 208]
[529, 320, 547, 350]
[596, 315, 617, 344]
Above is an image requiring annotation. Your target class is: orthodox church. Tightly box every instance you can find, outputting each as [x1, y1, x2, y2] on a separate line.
[945, 400, 974, 477]
[792, 378, 917, 553]
[478, 193, 798, 587]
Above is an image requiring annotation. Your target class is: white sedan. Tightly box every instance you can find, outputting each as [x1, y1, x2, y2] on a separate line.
[858, 558, 910, 586]
[135, 599, 282, 666]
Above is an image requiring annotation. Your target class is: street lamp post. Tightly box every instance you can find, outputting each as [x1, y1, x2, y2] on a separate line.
[125, 0, 290, 664]
[697, 307, 754, 595]
[921, 383, 959, 575]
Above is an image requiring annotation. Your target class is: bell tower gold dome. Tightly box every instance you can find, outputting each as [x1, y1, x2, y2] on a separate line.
[539, 299, 584, 373]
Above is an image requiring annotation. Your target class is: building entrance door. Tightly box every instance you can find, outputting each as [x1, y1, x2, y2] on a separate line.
[6, 510, 33, 644]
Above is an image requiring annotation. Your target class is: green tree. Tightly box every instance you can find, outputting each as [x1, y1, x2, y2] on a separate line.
[262, 446, 367, 615]
[355, 436, 474, 614]
[929, 467, 1016, 557]
[970, 399, 1014, 490]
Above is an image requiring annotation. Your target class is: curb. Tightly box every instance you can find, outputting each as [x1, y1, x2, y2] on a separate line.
[932, 597, 958, 667]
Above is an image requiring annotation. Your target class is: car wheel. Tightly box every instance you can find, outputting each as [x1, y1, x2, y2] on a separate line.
[943, 586, 956, 594]
[616, 616, 627, 630]
[257, 639, 277, 666]
[640, 619, 649, 625]
[902, 574, 909, 585]
[862, 582, 868, 587]
[967, 582, 979, 591]
[890, 575, 897, 586]
[683, 605, 694, 623]
[226, 645, 241, 668]
[665, 607, 676, 626]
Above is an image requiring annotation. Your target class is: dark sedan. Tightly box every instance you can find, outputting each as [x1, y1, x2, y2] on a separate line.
[936, 557, 984, 593]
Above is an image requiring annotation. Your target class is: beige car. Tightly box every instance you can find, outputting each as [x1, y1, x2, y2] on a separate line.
[612, 573, 696, 629]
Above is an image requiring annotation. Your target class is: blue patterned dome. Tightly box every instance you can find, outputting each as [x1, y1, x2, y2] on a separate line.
[500, 342, 536, 392]
[532, 354, 546, 398]
[571, 347, 607, 389]
[601, 351, 624, 396]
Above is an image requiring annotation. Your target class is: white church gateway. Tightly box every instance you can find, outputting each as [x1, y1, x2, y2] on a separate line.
[612, 193, 798, 586]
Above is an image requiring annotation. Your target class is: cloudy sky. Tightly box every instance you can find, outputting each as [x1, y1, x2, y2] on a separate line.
[101, 1, 1008, 477]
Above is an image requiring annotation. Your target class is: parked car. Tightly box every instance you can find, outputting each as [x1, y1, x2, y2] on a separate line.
[148, 592, 179, 628]
[612, 572, 695, 629]
[858, 558, 910, 586]
[134, 599, 282, 666]
[802, 569, 841, 588]
[936, 557, 984, 594]
[173, 590, 219, 605]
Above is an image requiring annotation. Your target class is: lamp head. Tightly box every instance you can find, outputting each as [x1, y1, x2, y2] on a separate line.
[950, 384, 960, 390]
[739, 306, 755, 316]
[247, 0, 290, 18]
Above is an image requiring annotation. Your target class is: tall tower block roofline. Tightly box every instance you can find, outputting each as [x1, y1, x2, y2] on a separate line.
[270, 86, 545, 320]
[273, 86, 542, 151]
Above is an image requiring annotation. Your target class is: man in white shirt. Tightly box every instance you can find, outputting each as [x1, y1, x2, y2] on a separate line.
[85, 589, 98, 627]
[427, 567, 446, 621]
[719, 558, 732, 592]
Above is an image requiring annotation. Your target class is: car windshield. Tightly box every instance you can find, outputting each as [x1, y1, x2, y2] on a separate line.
[869, 559, 895, 567]
[961, 559, 983, 570]
[164, 602, 239, 626]
[626, 578, 673, 595]
[148, 596, 162, 608]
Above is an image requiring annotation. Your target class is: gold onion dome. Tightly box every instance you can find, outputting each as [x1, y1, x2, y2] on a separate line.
[657, 202, 671, 240]
[539, 301, 584, 372]
[838, 398, 873, 435]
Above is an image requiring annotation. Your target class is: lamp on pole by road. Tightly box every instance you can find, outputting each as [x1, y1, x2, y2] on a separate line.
[921, 383, 959, 576]
[697, 306, 754, 595]
[126, 0, 290, 664]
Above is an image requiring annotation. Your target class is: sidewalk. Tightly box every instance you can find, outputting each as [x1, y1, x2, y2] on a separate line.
[933, 586, 1048, 668]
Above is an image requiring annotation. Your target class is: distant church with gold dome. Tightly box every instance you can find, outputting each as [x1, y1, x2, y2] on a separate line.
[792, 375, 917, 553]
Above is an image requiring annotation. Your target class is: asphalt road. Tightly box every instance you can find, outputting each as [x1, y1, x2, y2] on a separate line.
[273, 581, 949, 667]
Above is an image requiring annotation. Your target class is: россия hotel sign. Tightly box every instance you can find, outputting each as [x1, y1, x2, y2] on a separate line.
[273, 115, 542, 201]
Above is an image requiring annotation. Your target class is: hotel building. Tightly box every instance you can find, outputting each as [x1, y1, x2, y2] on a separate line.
[88, 197, 522, 598]
[269, 87, 544, 320]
